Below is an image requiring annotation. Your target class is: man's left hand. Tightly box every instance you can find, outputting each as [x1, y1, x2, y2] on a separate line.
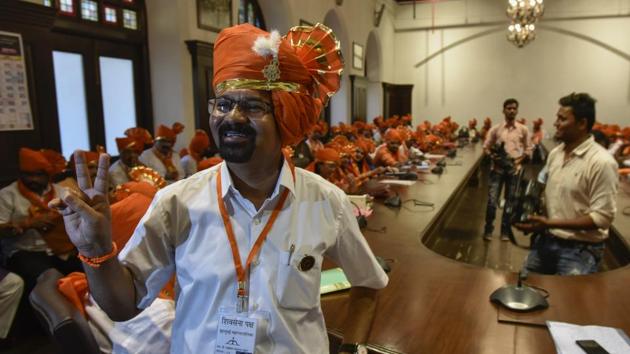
[514, 215, 549, 233]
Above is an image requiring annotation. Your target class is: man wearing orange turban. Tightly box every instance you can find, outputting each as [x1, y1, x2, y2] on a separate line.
[139, 123, 185, 183]
[109, 137, 144, 190]
[53, 23, 387, 354]
[1, 148, 81, 308]
[180, 129, 213, 178]
[373, 128, 409, 167]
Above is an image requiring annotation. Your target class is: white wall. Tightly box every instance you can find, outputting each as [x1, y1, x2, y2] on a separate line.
[394, 0, 630, 132]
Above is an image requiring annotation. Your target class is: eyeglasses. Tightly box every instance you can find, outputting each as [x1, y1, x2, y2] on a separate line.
[208, 97, 273, 120]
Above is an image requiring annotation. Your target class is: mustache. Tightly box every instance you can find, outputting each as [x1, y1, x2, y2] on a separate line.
[218, 122, 256, 139]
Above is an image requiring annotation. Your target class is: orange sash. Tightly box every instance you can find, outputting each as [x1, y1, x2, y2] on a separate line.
[18, 181, 74, 255]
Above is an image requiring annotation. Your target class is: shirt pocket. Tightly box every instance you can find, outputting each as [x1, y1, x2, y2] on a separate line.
[276, 246, 322, 311]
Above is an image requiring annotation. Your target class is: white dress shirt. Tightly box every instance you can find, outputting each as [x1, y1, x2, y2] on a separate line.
[108, 160, 130, 190]
[119, 159, 388, 354]
[139, 149, 184, 183]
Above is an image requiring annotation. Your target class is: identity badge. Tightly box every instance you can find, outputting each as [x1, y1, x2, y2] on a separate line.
[215, 314, 257, 354]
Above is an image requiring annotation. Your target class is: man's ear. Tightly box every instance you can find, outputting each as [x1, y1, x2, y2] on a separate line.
[577, 116, 589, 133]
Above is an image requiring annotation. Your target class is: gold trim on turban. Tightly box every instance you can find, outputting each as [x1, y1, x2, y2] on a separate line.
[215, 78, 308, 96]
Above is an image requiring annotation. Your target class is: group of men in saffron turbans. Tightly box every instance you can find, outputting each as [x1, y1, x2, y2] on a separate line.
[3, 19, 629, 353]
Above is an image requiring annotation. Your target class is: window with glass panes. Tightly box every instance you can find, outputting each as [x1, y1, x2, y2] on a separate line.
[238, 0, 265, 30]
[27, 0, 141, 30]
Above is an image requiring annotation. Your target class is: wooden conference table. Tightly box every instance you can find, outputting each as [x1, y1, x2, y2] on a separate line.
[321, 143, 630, 354]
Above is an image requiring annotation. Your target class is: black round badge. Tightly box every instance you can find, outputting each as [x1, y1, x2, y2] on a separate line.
[299, 255, 315, 271]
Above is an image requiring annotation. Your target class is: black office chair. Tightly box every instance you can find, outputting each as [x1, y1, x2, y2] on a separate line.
[29, 268, 101, 354]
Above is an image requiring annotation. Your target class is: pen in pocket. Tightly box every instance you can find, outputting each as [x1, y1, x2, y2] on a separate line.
[287, 244, 295, 265]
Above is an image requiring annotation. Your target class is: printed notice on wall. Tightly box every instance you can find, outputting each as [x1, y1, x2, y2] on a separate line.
[0, 31, 33, 131]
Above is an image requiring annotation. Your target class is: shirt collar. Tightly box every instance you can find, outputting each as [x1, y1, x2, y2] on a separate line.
[572, 135, 595, 157]
[219, 158, 296, 200]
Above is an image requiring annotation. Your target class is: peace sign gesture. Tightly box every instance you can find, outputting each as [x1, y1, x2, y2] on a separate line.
[49, 150, 113, 258]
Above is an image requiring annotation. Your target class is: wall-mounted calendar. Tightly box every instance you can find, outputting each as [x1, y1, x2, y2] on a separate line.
[0, 31, 34, 131]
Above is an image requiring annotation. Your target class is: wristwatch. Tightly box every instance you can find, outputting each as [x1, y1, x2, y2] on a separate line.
[338, 343, 368, 354]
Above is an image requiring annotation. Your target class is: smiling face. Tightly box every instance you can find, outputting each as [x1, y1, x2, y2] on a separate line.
[209, 89, 280, 164]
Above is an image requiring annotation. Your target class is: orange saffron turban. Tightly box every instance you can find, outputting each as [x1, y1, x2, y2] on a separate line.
[115, 137, 143, 154]
[212, 23, 343, 146]
[125, 127, 154, 147]
[315, 147, 341, 164]
[40, 149, 67, 176]
[189, 129, 211, 155]
[156, 123, 185, 142]
[384, 128, 403, 143]
[19, 148, 53, 174]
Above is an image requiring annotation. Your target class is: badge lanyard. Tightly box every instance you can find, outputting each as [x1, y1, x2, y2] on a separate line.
[216, 163, 294, 313]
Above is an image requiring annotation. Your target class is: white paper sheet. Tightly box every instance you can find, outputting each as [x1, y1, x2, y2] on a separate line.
[378, 179, 416, 186]
[547, 321, 630, 354]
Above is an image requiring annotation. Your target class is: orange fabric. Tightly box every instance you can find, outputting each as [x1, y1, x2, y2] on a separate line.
[315, 147, 341, 164]
[58, 272, 89, 317]
[113, 181, 158, 203]
[40, 149, 67, 176]
[619, 168, 630, 176]
[125, 127, 154, 146]
[198, 156, 224, 171]
[116, 137, 143, 154]
[188, 129, 211, 162]
[212, 24, 342, 146]
[384, 129, 403, 143]
[19, 148, 53, 174]
[17, 180, 55, 213]
[374, 145, 405, 167]
[156, 123, 185, 142]
[110, 192, 153, 249]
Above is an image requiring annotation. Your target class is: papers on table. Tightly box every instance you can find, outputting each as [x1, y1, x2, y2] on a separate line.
[320, 268, 351, 295]
[424, 153, 446, 160]
[547, 321, 630, 354]
[378, 179, 416, 186]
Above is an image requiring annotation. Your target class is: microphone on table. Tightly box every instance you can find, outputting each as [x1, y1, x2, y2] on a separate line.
[489, 269, 549, 312]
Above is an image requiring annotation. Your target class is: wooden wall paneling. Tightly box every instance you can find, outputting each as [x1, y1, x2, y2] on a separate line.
[186, 40, 214, 134]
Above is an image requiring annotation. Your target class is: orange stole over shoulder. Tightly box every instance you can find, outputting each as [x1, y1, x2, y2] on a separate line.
[17, 181, 73, 255]
[153, 149, 179, 180]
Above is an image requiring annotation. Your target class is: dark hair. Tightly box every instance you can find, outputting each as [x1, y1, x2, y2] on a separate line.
[503, 98, 519, 109]
[559, 92, 596, 131]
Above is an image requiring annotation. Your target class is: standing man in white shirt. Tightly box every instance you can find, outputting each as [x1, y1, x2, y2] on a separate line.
[482, 98, 533, 241]
[52, 23, 387, 354]
[516, 93, 618, 275]
[139, 123, 185, 183]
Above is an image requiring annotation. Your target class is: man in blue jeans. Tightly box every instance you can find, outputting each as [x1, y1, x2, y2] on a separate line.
[515, 93, 618, 275]
[482, 99, 532, 241]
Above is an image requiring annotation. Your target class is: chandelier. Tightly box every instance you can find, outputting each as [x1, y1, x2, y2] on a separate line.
[506, 0, 544, 48]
